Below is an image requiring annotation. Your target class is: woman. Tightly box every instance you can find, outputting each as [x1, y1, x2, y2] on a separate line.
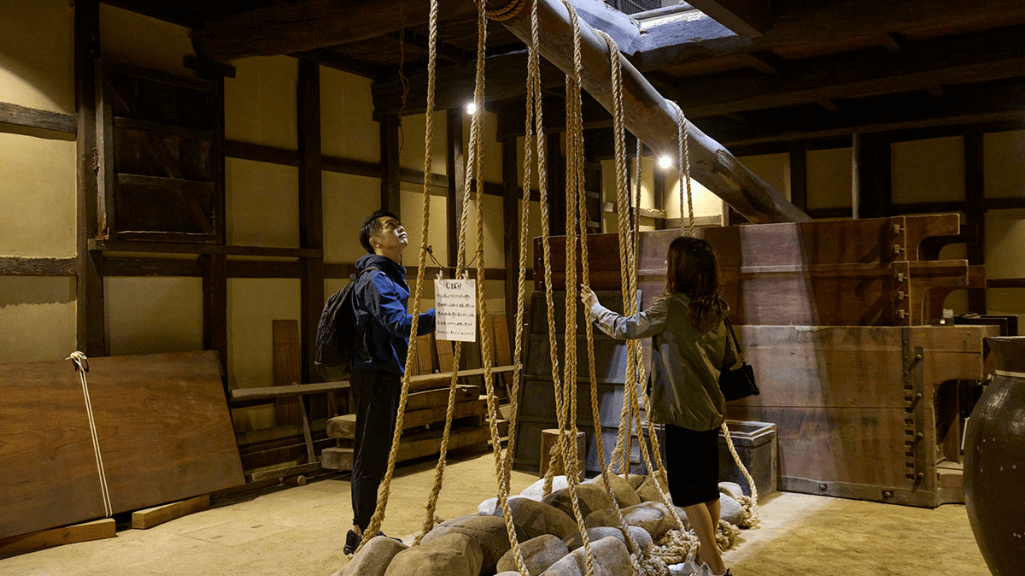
[581, 235, 736, 576]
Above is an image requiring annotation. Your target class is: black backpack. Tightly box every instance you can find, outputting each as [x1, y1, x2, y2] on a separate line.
[313, 266, 379, 381]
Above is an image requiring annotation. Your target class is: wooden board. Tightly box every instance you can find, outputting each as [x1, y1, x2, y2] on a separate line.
[0, 519, 116, 559]
[321, 424, 491, 471]
[0, 361, 108, 539]
[326, 398, 487, 439]
[0, 352, 244, 539]
[131, 494, 209, 529]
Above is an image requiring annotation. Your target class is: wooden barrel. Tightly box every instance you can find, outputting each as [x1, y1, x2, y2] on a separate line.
[964, 336, 1025, 576]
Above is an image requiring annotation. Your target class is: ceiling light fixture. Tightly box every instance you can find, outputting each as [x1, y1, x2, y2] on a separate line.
[465, 101, 477, 115]
[658, 156, 672, 169]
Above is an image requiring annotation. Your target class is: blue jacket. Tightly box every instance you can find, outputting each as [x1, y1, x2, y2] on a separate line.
[351, 254, 436, 376]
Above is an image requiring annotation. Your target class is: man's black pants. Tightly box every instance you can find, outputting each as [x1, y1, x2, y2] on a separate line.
[350, 367, 401, 531]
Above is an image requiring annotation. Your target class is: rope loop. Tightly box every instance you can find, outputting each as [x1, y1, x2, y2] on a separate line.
[484, 0, 531, 21]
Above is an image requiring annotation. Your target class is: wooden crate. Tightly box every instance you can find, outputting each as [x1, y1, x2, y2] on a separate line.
[536, 214, 972, 327]
[513, 290, 656, 476]
[727, 324, 997, 507]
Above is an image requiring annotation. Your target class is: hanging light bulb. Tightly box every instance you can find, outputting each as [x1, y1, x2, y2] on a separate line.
[465, 101, 477, 115]
[658, 155, 672, 169]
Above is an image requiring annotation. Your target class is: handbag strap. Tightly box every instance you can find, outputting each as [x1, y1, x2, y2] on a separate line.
[723, 316, 746, 365]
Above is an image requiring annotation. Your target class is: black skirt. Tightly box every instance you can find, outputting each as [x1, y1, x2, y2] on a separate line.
[664, 423, 720, 508]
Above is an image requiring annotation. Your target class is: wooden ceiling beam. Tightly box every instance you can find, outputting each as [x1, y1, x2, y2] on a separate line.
[702, 78, 1025, 146]
[667, 24, 1025, 118]
[685, 0, 771, 37]
[193, 0, 476, 62]
[633, 0, 1025, 71]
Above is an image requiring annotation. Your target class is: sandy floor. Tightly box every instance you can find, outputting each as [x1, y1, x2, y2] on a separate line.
[0, 449, 990, 576]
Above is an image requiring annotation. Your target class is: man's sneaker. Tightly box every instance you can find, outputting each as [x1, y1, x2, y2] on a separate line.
[343, 530, 360, 555]
[344, 530, 402, 555]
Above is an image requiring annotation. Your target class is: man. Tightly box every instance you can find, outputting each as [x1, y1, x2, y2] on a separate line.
[345, 210, 436, 554]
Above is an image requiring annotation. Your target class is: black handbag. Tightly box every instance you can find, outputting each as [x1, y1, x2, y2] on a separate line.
[719, 317, 759, 402]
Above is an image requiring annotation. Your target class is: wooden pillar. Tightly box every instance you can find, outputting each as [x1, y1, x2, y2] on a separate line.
[851, 133, 862, 219]
[298, 60, 324, 383]
[653, 160, 666, 230]
[965, 129, 986, 314]
[202, 254, 228, 381]
[789, 141, 808, 214]
[75, 0, 105, 356]
[853, 133, 892, 219]
[447, 109, 465, 268]
[547, 133, 566, 236]
[502, 136, 519, 344]
[380, 114, 401, 216]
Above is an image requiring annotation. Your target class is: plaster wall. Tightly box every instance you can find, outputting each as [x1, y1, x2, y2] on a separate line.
[0, 1, 77, 363]
[321, 68, 379, 163]
[225, 57, 298, 149]
[806, 147, 852, 210]
[891, 137, 964, 205]
[100, 4, 195, 76]
[399, 111, 448, 176]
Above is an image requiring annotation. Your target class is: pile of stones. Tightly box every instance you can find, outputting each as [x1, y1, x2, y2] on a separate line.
[337, 473, 753, 576]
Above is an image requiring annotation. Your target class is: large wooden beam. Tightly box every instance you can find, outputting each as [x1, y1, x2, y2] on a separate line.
[686, 0, 770, 37]
[0, 102, 77, 134]
[493, 0, 809, 224]
[193, 0, 475, 62]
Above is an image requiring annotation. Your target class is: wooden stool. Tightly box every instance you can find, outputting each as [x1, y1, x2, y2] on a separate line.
[540, 429, 586, 481]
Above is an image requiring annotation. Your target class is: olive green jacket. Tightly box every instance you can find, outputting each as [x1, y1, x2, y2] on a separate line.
[588, 293, 737, 431]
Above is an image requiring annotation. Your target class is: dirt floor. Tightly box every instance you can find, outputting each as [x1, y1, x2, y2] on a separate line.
[0, 449, 990, 576]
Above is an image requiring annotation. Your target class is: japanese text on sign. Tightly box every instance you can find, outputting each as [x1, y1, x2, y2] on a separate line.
[434, 279, 477, 342]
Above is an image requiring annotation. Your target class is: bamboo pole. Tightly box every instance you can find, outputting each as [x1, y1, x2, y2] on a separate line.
[491, 0, 811, 224]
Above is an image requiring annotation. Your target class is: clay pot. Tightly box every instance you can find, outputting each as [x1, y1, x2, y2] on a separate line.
[964, 336, 1025, 576]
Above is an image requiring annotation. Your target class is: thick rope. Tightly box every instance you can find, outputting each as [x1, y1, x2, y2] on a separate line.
[411, 0, 457, 544]
[355, 0, 440, 553]
[665, 100, 694, 235]
[67, 351, 113, 518]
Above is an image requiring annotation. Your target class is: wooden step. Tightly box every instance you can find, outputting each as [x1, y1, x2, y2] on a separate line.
[327, 398, 487, 439]
[322, 425, 491, 471]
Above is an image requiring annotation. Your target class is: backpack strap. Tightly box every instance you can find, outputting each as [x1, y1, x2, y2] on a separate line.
[353, 265, 382, 361]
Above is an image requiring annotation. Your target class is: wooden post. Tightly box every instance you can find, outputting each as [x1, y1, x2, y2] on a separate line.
[492, 0, 809, 224]
[75, 0, 105, 356]
[380, 114, 401, 216]
[653, 163, 666, 230]
[789, 141, 808, 214]
[298, 60, 324, 384]
[852, 133, 862, 219]
[202, 254, 228, 380]
[447, 109, 465, 268]
[964, 128, 986, 314]
[548, 133, 566, 236]
[854, 132, 892, 220]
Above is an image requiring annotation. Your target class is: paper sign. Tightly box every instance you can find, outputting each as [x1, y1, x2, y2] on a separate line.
[435, 278, 477, 342]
